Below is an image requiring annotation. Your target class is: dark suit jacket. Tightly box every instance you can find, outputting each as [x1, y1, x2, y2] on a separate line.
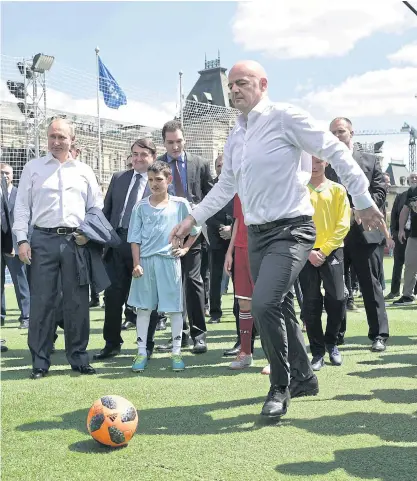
[390, 191, 409, 236]
[327, 151, 386, 245]
[157, 152, 214, 205]
[103, 170, 147, 229]
[1, 176, 13, 255]
[206, 177, 234, 249]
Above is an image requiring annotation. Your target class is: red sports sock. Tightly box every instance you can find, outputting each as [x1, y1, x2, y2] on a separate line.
[239, 310, 254, 354]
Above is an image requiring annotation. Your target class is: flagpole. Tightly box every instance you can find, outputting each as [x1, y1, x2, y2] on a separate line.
[95, 46, 102, 185]
[179, 70, 183, 126]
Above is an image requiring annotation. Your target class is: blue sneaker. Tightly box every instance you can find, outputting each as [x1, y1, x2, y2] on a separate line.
[132, 354, 148, 372]
[171, 354, 185, 371]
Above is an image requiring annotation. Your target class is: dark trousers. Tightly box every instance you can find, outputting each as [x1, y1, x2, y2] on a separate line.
[90, 285, 100, 303]
[248, 219, 316, 387]
[293, 278, 304, 322]
[1, 253, 30, 322]
[103, 233, 157, 350]
[180, 238, 207, 339]
[209, 243, 229, 320]
[28, 230, 90, 370]
[299, 248, 346, 357]
[390, 233, 417, 295]
[201, 238, 210, 310]
[343, 237, 389, 340]
[344, 257, 359, 303]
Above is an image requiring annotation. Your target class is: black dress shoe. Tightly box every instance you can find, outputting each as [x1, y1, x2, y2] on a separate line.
[261, 385, 290, 417]
[72, 364, 96, 375]
[121, 320, 136, 330]
[30, 368, 48, 379]
[89, 299, 100, 308]
[93, 345, 121, 360]
[156, 318, 167, 331]
[19, 319, 29, 329]
[371, 339, 386, 352]
[289, 375, 319, 399]
[192, 333, 207, 354]
[1, 344, 9, 353]
[223, 343, 241, 357]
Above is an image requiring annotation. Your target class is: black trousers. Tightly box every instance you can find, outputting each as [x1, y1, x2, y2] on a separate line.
[248, 219, 315, 387]
[209, 242, 229, 320]
[200, 238, 210, 310]
[103, 232, 157, 349]
[299, 248, 346, 357]
[343, 237, 389, 340]
[180, 237, 207, 339]
[28, 230, 90, 370]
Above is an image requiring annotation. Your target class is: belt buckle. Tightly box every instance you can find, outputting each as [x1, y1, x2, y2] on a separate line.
[57, 227, 67, 235]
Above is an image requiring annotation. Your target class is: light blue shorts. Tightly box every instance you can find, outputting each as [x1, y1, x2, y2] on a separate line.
[127, 255, 182, 313]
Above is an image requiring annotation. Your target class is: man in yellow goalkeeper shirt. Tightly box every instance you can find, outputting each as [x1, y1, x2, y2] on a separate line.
[298, 156, 351, 371]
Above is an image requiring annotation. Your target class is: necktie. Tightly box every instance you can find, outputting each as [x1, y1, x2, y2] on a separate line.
[173, 159, 185, 198]
[121, 173, 141, 229]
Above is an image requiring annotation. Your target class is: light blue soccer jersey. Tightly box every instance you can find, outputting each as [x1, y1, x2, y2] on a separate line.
[127, 195, 200, 257]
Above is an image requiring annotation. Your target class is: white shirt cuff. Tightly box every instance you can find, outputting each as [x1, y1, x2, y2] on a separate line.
[15, 231, 28, 243]
[352, 191, 374, 210]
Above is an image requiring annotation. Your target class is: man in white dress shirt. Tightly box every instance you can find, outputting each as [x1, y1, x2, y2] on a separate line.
[13, 118, 103, 379]
[169, 60, 384, 418]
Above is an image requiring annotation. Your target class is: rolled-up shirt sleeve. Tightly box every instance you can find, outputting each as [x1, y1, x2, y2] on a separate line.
[192, 135, 237, 226]
[12, 163, 32, 243]
[283, 106, 374, 210]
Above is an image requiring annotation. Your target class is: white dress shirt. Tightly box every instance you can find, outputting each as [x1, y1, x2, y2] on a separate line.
[118, 171, 148, 227]
[192, 97, 374, 227]
[13, 152, 104, 242]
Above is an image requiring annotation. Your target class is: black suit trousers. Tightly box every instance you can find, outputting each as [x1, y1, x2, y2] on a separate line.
[181, 238, 207, 338]
[299, 248, 346, 357]
[209, 242, 229, 320]
[343, 237, 389, 340]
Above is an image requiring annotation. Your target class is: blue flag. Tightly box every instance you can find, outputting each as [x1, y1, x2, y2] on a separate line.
[98, 56, 127, 109]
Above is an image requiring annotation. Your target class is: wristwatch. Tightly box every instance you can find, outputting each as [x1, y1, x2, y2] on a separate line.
[17, 240, 29, 246]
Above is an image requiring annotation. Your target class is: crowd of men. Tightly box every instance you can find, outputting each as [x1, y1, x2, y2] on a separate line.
[1, 59, 416, 418]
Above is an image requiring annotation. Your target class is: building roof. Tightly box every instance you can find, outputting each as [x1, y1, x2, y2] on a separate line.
[386, 162, 410, 187]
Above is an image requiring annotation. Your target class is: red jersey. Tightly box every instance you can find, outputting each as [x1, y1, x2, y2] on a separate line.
[233, 195, 248, 248]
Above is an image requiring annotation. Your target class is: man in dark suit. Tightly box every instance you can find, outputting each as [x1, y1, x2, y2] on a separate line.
[94, 138, 160, 361]
[0, 163, 30, 329]
[155, 120, 214, 353]
[329, 118, 388, 352]
[385, 172, 417, 300]
[1, 171, 13, 352]
[206, 154, 234, 323]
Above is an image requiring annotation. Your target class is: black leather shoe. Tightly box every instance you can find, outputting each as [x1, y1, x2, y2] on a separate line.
[121, 320, 136, 330]
[156, 318, 167, 331]
[261, 385, 290, 417]
[192, 333, 207, 354]
[30, 368, 47, 379]
[290, 375, 319, 399]
[1, 344, 9, 353]
[223, 343, 240, 357]
[19, 319, 29, 329]
[371, 339, 386, 352]
[72, 364, 96, 375]
[93, 345, 121, 360]
[89, 299, 100, 308]
[208, 317, 221, 324]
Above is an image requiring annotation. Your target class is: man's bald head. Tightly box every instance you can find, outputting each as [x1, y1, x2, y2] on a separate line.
[228, 60, 268, 116]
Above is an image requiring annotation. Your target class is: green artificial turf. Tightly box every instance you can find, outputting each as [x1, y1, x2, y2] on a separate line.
[1, 258, 417, 481]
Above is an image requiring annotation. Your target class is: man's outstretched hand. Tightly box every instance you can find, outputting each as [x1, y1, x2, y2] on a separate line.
[355, 204, 384, 231]
[169, 215, 197, 247]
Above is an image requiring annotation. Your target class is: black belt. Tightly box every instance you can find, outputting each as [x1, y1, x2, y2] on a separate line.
[248, 215, 312, 233]
[34, 226, 78, 235]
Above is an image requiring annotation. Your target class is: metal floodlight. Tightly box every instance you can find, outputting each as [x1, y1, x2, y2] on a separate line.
[401, 122, 410, 133]
[31, 53, 55, 73]
[17, 61, 33, 79]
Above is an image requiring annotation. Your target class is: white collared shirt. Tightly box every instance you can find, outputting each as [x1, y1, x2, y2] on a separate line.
[13, 152, 104, 242]
[192, 97, 373, 226]
[118, 171, 148, 227]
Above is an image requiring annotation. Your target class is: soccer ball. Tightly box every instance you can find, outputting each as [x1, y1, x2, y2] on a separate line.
[87, 395, 138, 447]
